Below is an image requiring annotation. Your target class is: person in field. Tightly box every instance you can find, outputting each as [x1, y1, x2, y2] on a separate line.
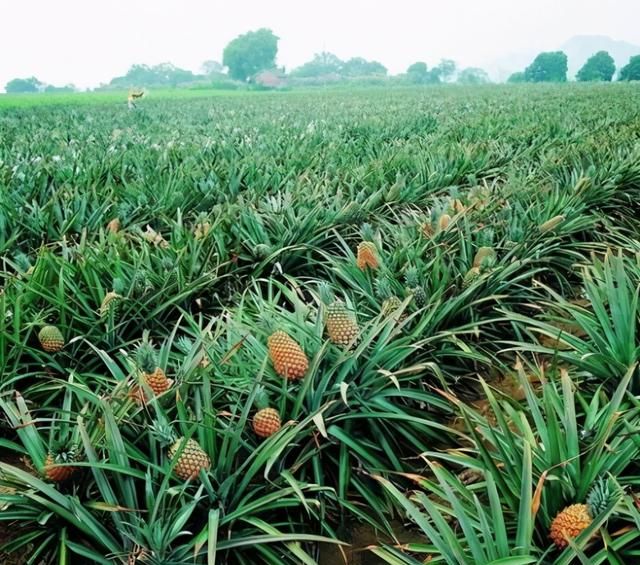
[127, 89, 145, 109]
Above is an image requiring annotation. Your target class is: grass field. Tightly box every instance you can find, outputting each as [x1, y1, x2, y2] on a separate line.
[1, 84, 640, 564]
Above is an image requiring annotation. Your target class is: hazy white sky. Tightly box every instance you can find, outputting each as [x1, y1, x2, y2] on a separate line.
[2, 0, 639, 90]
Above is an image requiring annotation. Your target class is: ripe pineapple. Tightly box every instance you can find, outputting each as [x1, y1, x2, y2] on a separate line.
[168, 437, 211, 481]
[136, 337, 173, 397]
[252, 387, 281, 438]
[43, 445, 80, 482]
[38, 325, 65, 352]
[267, 331, 309, 380]
[356, 224, 379, 270]
[404, 266, 426, 307]
[550, 478, 618, 549]
[320, 283, 359, 347]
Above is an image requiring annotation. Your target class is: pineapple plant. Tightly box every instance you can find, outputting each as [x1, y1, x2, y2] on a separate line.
[134, 335, 174, 400]
[38, 325, 65, 352]
[320, 283, 359, 347]
[404, 266, 426, 307]
[356, 224, 379, 271]
[252, 387, 281, 438]
[267, 330, 309, 380]
[549, 478, 619, 549]
[43, 444, 80, 482]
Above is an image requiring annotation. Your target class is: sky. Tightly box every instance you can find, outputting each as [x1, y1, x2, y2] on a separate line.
[2, 0, 639, 91]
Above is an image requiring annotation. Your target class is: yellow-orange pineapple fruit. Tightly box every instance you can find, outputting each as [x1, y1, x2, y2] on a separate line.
[549, 479, 615, 549]
[438, 214, 452, 232]
[267, 331, 309, 380]
[253, 408, 281, 438]
[38, 325, 65, 353]
[356, 241, 379, 270]
[44, 446, 80, 482]
[168, 438, 211, 481]
[549, 504, 592, 549]
[326, 301, 359, 346]
[136, 338, 173, 396]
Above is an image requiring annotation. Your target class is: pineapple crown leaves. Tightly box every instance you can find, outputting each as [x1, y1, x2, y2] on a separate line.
[253, 385, 271, 411]
[48, 443, 79, 463]
[586, 477, 622, 517]
[148, 421, 178, 447]
[359, 223, 377, 243]
[136, 333, 159, 374]
[175, 336, 194, 355]
[374, 276, 394, 301]
[318, 282, 336, 306]
[404, 266, 420, 289]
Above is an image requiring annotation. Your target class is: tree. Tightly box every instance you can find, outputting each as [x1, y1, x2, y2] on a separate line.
[222, 28, 278, 81]
[201, 60, 224, 76]
[341, 57, 387, 77]
[435, 59, 456, 82]
[507, 72, 526, 83]
[524, 51, 568, 82]
[290, 52, 343, 78]
[576, 51, 615, 82]
[406, 62, 429, 84]
[619, 55, 640, 81]
[108, 63, 196, 88]
[5, 76, 44, 93]
[457, 67, 491, 85]
[44, 84, 76, 93]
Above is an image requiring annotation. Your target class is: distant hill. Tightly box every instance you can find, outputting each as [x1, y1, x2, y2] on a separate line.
[561, 35, 640, 78]
[484, 35, 640, 82]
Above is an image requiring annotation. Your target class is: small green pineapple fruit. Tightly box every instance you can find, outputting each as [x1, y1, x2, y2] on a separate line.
[404, 266, 426, 307]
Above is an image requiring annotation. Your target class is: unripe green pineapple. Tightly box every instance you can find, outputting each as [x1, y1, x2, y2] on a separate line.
[38, 325, 65, 353]
[376, 277, 406, 320]
[462, 267, 481, 289]
[404, 266, 426, 307]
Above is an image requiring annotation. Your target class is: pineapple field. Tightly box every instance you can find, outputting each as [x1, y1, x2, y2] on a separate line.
[2, 83, 640, 564]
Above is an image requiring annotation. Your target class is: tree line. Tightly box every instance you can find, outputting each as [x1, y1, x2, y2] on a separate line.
[5, 28, 640, 93]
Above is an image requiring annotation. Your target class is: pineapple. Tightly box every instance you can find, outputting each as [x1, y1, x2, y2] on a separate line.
[539, 215, 565, 233]
[549, 478, 619, 549]
[38, 325, 65, 352]
[267, 331, 309, 380]
[438, 214, 452, 232]
[168, 437, 211, 481]
[320, 283, 359, 347]
[376, 277, 406, 320]
[356, 224, 379, 270]
[462, 267, 481, 289]
[252, 387, 281, 438]
[107, 218, 121, 234]
[404, 266, 426, 307]
[136, 336, 173, 397]
[472, 247, 496, 269]
[44, 445, 80, 482]
[99, 291, 122, 317]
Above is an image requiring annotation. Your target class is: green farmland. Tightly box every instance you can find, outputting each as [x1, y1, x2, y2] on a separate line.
[2, 84, 640, 564]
